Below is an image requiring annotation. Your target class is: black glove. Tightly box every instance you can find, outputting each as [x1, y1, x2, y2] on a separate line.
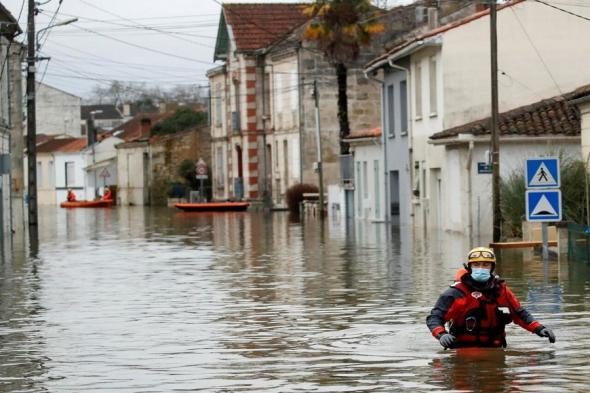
[438, 333, 456, 348]
[536, 326, 556, 343]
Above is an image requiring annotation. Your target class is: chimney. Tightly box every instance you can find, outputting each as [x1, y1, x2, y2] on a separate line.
[427, 7, 439, 29]
[140, 118, 152, 137]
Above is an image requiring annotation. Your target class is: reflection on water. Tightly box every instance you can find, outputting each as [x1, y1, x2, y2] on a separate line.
[0, 207, 588, 391]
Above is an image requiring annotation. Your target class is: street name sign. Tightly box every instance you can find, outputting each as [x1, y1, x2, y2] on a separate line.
[526, 189, 562, 222]
[525, 157, 560, 189]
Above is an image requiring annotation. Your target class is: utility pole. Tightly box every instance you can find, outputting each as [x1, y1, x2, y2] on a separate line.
[490, 0, 501, 243]
[26, 0, 37, 230]
[9, 44, 26, 240]
[313, 80, 324, 219]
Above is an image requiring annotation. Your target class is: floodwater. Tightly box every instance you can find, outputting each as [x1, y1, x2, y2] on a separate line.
[0, 207, 589, 392]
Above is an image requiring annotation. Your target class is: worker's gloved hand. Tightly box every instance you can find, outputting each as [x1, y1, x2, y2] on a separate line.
[438, 333, 456, 348]
[536, 326, 556, 343]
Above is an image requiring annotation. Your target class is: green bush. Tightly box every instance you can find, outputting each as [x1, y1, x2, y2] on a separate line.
[501, 154, 588, 237]
[286, 183, 319, 214]
[152, 108, 207, 136]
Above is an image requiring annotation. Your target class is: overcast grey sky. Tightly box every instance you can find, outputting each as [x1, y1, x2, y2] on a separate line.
[1, 0, 414, 100]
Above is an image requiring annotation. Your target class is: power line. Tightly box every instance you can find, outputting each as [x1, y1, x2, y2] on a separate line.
[66, 22, 215, 65]
[75, 0, 215, 48]
[534, 0, 590, 21]
[510, 7, 562, 95]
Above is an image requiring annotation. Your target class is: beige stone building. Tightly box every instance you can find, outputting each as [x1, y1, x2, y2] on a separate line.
[209, 1, 457, 209]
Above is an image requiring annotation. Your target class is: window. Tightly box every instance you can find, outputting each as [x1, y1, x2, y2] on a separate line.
[36, 161, 43, 187]
[363, 161, 368, 198]
[429, 57, 437, 116]
[283, 140, 289, 189]
[374, 160, 380, 218]
[215, 83, 222, 126]
[49, 160, 55, 187]
[415, 63, 422, 118]
[387, 84, 395, 137]
[291, 73, 298, 127]
[65, 161, 75, 187]
[263, 73, 271, 117]
[216, 147, 224, 188]
[356, 162, 362, 215]
[274, 73, 283, 129]
[400, 80, 408, 136]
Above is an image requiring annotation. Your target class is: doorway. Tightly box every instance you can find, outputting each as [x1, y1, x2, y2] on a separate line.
[390, 170, 400, 225]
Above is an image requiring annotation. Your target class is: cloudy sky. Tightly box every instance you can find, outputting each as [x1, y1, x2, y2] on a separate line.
[1, 0, 414, 100]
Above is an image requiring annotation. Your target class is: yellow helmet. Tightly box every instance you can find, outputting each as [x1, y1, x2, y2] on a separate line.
[467, 247, 496, 265]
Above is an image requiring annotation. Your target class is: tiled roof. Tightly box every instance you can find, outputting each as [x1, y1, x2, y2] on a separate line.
[347, 127, 382, 139]
[111, 112, 171, 142]
[366, 0, 525, 70]
[429, 85, 590, 141]
[223, 3, 309, 51]
[37, 138, 87, 153]
[36, 134, 57, 146]
[81, 105, 122, 120]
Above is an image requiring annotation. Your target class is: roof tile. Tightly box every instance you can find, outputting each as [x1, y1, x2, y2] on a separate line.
[223, 3, 309, 51]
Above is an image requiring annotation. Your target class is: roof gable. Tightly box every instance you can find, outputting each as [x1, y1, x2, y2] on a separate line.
[214, 3, 309, 59]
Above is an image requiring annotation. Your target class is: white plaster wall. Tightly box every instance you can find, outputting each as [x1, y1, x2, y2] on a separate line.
[54, 152, 87, 203]
[212, 141, 228, 200]
[36, 83, 81, 137]
[352, 141, 385, 221]
[442, 1, 590, 129]
[580, 102, 590, 162]
[410, 46, 446, 229]
[267, 132, 300, 207]
[444, 140, 581, 240]
[117, 145, 148, 205]
[37, 153, 56, 205]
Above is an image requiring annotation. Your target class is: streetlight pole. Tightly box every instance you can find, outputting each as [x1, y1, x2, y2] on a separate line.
[26, 4, 77, 231]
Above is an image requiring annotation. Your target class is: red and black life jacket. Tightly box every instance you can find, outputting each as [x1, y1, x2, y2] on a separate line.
[446, 280, 511, 348]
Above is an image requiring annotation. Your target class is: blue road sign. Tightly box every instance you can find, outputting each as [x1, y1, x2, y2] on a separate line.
[525, 157, 560, 188]
[526, 190, 561, 222]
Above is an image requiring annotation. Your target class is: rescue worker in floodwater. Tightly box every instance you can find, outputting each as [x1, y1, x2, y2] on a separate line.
[426, 247, 556, 349]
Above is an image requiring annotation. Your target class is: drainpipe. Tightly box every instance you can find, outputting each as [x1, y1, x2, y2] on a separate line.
[466, 140, 474, 247]
[388, 58, 413, 225]
[363, 69, 387, 222]
[296, 44, 304, 184]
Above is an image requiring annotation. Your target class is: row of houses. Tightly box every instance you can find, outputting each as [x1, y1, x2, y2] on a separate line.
[34, 111, 210, 206]
[207, 0, 590, 241]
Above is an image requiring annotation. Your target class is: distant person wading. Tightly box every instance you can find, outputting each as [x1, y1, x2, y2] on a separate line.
[426, 247, 556, 349]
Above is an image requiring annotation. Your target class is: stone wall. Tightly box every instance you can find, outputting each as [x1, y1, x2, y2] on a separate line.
[150, 126, 211, 204]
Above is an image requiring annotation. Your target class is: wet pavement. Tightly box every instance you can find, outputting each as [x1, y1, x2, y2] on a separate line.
[0, 206, 589, 392]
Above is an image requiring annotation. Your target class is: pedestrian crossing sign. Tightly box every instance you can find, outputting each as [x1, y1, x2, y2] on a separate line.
[525, 157, 560, 188]
[526, 190, 561, 222]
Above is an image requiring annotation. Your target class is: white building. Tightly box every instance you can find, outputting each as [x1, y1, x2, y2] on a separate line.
[84, 135, 123, 199]
[344, 127, 385, 222]
[366, 0, 590, 239]
[37, 83, 82, 137]
[36, 138, 88, 205]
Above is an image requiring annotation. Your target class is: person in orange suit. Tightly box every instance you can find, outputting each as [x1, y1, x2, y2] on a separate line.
[427, 247, 556, 349]
[66, 189, 76, 202]
[101, 187, 112, 201]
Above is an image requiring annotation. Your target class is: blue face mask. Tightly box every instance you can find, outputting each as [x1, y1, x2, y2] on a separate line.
[471, 268, 491, 282]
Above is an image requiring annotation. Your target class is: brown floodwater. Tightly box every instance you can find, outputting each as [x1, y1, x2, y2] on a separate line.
[0, 206, 588, 392]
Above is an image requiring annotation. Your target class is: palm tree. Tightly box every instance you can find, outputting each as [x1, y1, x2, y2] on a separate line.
[304, 0, 384, 154]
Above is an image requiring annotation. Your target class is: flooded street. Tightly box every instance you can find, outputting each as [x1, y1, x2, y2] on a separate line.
[1, 207, 589, 392]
